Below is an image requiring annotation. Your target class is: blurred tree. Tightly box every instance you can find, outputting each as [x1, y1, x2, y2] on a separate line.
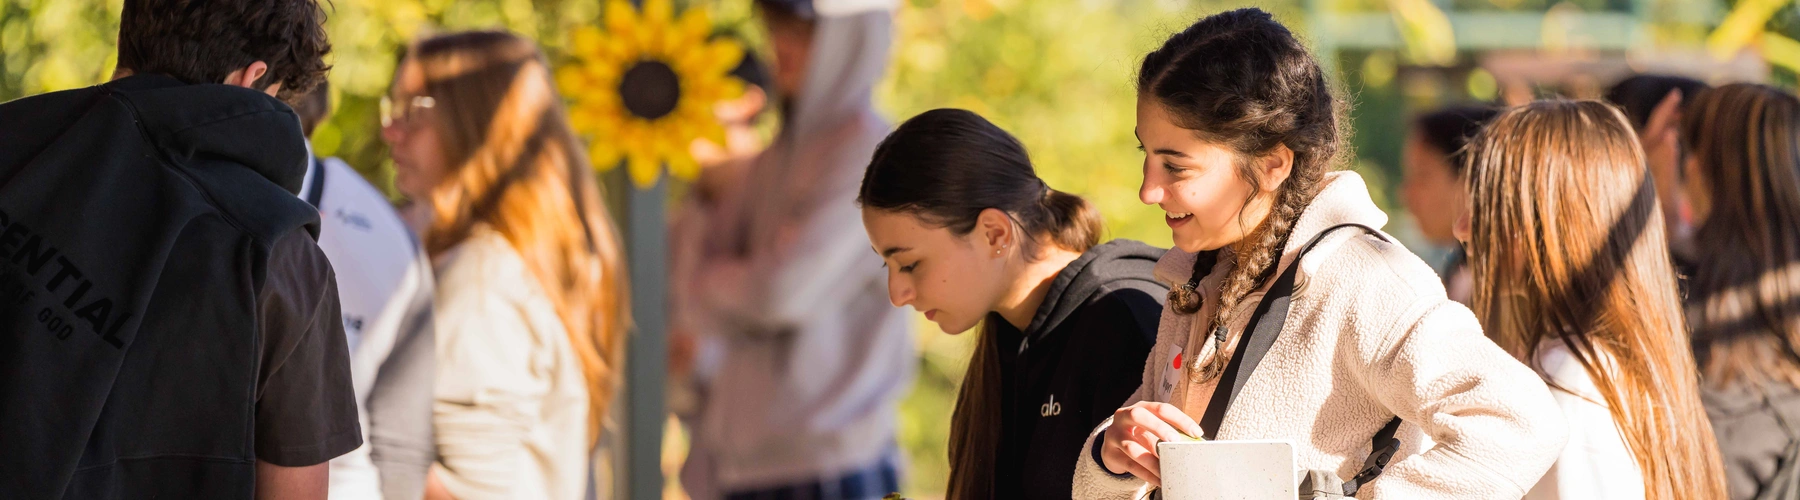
[0, 0, 120, 100]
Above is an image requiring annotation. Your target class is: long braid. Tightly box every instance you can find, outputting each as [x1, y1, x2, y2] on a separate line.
[1140, 9, 1342, 384]
[1192, 166, 1321, 382]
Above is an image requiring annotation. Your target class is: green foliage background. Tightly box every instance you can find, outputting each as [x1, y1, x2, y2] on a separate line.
[0, 0, 1778, 497]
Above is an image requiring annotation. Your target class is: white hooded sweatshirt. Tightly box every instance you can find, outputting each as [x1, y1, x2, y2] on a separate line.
[672, 1, 915, 496]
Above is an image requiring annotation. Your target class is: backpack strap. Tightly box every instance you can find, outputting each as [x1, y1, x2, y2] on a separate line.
[1341, 416, 1403, 496]
[303, 157, 326, 209]
[1189, 223, 1405, 494]
[1197, 222, 1386, 437]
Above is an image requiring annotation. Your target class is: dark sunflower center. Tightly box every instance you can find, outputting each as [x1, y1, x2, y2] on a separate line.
[619, 60, 681, 120]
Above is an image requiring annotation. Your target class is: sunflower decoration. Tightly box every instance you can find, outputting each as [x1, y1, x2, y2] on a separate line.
[559, 0, 746, 188]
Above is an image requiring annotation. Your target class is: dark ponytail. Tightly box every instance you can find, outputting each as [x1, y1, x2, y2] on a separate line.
[859, 108, 1102, 256]
[857, 108, 1102, 500]
[1141, 8, 1343, 383]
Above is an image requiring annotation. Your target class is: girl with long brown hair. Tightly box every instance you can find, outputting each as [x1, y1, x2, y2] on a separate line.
[1076, 8, 1566, 498]
[1457, 100, 1727, 500]
[1680, 83, 1800, 499]
[380, 31, 628, 499]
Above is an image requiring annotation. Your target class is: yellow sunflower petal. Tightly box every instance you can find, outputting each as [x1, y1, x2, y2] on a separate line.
[674, 40, 733, 74]
[594, 35, 623, 61]
[605, 0, 639, 39]
[588, 108, 623, 135]
[711, 40, 747, 71]
[589, 141, 623, 172]
[659, 30, 688, 58]
[634, 18, 663, 55]
[627, 151, 661, 188]
[677, 42, 740, 79]
[672, 100, 709, 124]
[677, 7, 711, 42]
[556, 67, 591, 95]
[644, 0, 673, 26]
[569, 109, 596, 133]
[572, 26, 604, 57]
[658, 131, 689, 158]
[667, 152, 700, 181]
[585, 61, 622, 85]
[699, 121, 727, 147]
[695, 77, 744, 101]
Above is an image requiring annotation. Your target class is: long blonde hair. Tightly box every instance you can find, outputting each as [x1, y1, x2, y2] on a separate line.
[409, 31, 629, 441]
[1463, 100, 1726, 500]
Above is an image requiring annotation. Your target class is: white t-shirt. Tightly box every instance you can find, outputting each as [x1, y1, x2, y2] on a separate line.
[300, 152, 436, 500]
[1524, 341, 1646, 500]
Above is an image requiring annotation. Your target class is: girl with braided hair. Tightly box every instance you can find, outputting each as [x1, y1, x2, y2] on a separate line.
[1074, 8, 1566, 498]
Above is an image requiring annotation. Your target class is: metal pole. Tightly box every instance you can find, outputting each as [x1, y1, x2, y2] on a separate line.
[621, 172, 668, 500]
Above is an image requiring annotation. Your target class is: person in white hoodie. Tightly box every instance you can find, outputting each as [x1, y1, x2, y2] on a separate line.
[1455, 100, 1728, 500]
[1074, 9, 1566, 499]
[294, 80, 438, 500]
[670, 0, 914, 498]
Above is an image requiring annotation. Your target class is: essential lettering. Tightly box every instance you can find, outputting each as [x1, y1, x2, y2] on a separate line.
[0, 211, 129, 349]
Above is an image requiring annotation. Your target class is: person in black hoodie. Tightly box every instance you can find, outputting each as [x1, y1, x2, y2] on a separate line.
[0, 1, 360, 498]
[858, 109, 1165, 499]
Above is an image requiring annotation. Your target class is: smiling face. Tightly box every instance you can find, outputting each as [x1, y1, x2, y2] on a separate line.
[862, 208, 1011, 334]
[1136, 98, 1286, 253]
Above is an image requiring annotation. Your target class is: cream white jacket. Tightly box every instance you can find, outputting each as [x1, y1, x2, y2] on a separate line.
[430, 226, 592, 500]
[1073, 172, 1568, 499]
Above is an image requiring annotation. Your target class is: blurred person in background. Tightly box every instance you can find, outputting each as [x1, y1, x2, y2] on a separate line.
[669, 0, 915, 498]
[1458, 100, 1727, 500]
[1677, 83, 1800, 500]
[1605, 74, 1710, 262]
[294, 81, 439, 500]
[1399, 105, 1498, 305]
[0, 0, 361, 497]
[669, 49, 773, 419]
[380, 31, 630, 500]
[858, 108, 1165, 499]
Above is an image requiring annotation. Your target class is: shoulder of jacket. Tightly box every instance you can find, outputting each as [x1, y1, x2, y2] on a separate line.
[1292, 232, 1462, 350]
[1299, 232, 1444, 302]
[435, 228, 536, 302]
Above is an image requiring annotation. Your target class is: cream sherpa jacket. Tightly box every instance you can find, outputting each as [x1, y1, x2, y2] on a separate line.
[1072, 172, 1568, 499]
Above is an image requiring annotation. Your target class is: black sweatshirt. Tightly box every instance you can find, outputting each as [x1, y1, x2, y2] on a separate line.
[991, 239, 1166, 498]
[0, 75, 361, 498]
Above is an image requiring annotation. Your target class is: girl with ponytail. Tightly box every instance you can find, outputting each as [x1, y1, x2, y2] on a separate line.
[1078, 8, 1565, 498]
[858, 108, 1167, 498]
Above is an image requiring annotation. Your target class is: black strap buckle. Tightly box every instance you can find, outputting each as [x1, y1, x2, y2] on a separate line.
[1342, 424, 1401, 496]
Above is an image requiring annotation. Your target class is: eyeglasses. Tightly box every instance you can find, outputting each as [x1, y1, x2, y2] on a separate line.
[380, 94, 436, 128]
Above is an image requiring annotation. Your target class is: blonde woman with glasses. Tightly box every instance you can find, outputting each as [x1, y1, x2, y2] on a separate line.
[380, 31, 629, 500]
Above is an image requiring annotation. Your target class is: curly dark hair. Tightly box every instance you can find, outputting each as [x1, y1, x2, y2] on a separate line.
[1140, 7, 1344, 382]
[117, 0, 332, 102]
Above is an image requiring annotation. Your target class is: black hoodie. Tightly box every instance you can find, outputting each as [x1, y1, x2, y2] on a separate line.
[0, 75, 360, 498]
[991, 239, 1166, 498]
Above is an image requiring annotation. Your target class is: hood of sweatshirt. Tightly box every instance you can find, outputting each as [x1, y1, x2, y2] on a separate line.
[1021, 239, 1168, 353]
